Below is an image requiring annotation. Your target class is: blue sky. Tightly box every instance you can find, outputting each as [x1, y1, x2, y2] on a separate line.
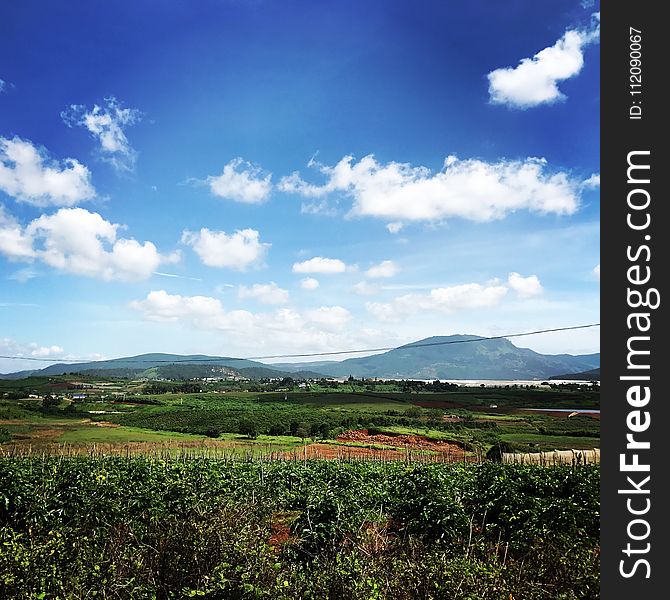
[0, 0, 599, 372]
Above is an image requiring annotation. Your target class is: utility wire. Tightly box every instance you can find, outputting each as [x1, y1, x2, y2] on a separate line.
[0, 323, 599, 365]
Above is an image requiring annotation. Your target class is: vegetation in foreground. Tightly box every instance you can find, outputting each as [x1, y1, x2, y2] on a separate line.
[0, 457, 599, 599]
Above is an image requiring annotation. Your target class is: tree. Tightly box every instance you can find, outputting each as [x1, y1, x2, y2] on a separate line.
[42, 395, 60, 409]
[295, 425, 309, 442]
[239, 419, 259, 440]
[205, 426, 221, 438]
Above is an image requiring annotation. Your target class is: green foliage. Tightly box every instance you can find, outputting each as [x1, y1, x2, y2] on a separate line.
[239, 419, 259, 439]
[0, 457, 599, 599]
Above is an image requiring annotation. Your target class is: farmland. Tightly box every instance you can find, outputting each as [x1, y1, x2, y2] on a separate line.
[0, 375, 600, 458]
[0, 375, 600, 598]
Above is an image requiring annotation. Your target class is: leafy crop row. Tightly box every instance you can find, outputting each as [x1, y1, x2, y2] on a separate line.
[0, 457, 599, 599]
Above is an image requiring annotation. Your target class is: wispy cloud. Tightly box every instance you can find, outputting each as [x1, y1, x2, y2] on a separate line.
[62, 97, 142, 172]
[153, 271, 202, 282]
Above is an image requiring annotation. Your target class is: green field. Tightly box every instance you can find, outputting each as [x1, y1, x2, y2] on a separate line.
[1, 377, 600, 457]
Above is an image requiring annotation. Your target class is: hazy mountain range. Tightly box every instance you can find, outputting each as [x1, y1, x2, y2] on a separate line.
[1, 335, 600, 381]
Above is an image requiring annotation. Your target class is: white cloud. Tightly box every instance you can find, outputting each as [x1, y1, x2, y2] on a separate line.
[487, 13, 600, 108]
[0, 137, 95, 207]
[206, 158, 272, 203]
[280, 154, 580, 223]
[364, 278, 536, 322]
[507, 272, 544, 297]
[386, 222, 403, 234]
[0, 207, 173, 281]
[0, 79, 5, 93]
[366, 260, 398, 279]
[364, 302, 398, 322]
[8, 267, 39, 283]
[30, 344, 65, 358]
[181, 228, 269, 270]
[292, 256, 347, 274]
[365, 273, 546, 322]
[304, 306, 352, 329]
[130, 290, 358, 354]
[300, 277, 320, 290]
[582, 173, 600, 189]
[593, 264, 600, 281]
[61, 97, 142, 172]
[1, 337, 64, 361]
[0, 206, 36, 260]
[352, 281, 380, 296]
[300, 199, 338, 216]
[238, 282, 289, 305]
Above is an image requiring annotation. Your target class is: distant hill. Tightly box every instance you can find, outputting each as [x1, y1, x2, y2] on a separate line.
[549, 368, 600, 381]
[0, 337, 600, 381]
[276, 335, 600, 380]
[0, 353, 303, 381]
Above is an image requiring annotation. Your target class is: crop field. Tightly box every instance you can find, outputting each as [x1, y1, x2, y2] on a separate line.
[0, 377, 601, 597]
[0, 456, 599, 599]
[1, 379, 600, 460]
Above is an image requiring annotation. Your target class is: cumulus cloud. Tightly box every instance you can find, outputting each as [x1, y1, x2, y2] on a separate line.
[507, 272, 544, 297]
[238, 282, 289, 305]
[582, 173, 600, 189]
[61, 97, 142, 172]
[181, 228, 269, 270]
[0, 207, 173, 281]
[300, 277, 320, 290]
[0, 337, 64, 359]
[366, 260, 398, 279]
[593, 264, 600, 280]
[206, 158, 272, 203]
[366, 282, 509, 322]
[0, 206, 36, 260]
[365, 273, 543, 321]
[292, 256, 347, 274]
[0, 136, 95, 206]
[279, 154, 580, 224]
[130, 290, 357, 353]
[487, 13, 600, 108]
[386, 222, 403, 234]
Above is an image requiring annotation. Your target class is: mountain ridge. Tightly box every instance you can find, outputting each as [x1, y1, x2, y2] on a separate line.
[1, 335, 600, 381]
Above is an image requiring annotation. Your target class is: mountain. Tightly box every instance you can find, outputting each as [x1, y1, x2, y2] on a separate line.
[0, 353, 290, 380]
[0, 337, 600, 381]
[549, 368, 600, 381]
[275, 335, 600, 380]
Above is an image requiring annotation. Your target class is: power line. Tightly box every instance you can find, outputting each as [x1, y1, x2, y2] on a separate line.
[0, 323, 599, 365]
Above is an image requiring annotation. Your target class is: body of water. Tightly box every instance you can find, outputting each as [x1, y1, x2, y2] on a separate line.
[524, 408, 600, 414]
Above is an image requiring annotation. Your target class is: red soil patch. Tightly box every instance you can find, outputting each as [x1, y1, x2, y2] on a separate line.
[281, 430, 472, 461]
[337, 429, 466, 454]
[268, 513, 298, 549]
